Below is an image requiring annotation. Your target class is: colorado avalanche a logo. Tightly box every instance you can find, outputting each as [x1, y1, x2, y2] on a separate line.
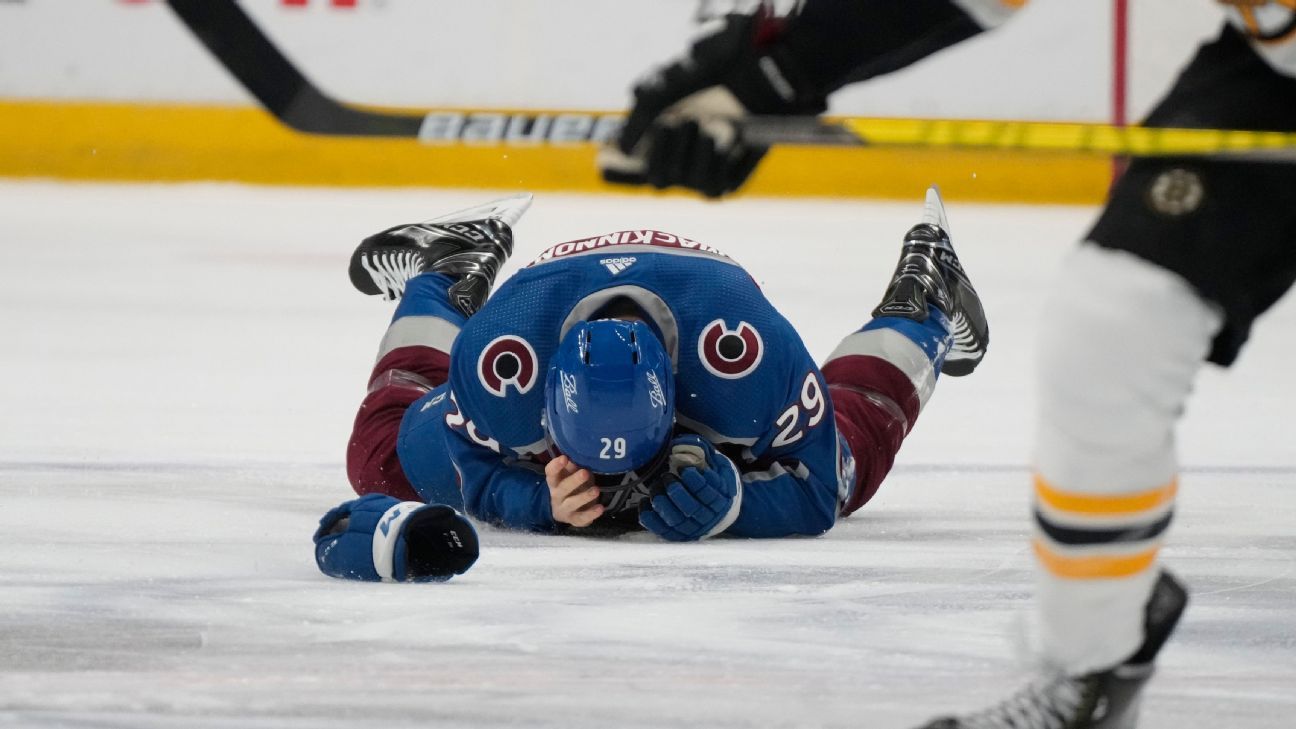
[698, 319, 763, 379]
[477, 335, 538, 397]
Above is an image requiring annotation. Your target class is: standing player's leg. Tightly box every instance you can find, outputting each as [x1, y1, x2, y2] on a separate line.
[917, 234, 1218, 729]
[823, 187, 989, 514]
[920, 25, 1296, 729]
[344, 195, 531, 505]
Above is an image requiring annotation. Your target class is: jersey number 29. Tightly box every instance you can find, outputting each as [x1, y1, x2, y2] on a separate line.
[772, 372, 826, 448]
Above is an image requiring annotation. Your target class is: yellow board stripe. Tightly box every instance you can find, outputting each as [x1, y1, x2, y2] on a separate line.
[0, 99, 1113, 204]
[1034, 473, 1177, 516]
[1032, 539, 1159, 580]
[840, 116, 1296, 156]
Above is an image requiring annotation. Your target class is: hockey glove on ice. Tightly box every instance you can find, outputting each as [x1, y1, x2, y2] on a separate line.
[639, 435, 743, 542]
[314, 494, 479, 582]
[598, 5, 826, 198]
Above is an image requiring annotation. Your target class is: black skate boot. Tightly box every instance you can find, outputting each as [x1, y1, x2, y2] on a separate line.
[919, 570, 1189, 729]
[873, 187, 988, 376]
[348, 193, 532, 315]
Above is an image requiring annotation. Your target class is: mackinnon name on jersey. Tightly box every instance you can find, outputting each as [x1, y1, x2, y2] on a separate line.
[418, 111, 624, 145]
[530, 230, 732, 265]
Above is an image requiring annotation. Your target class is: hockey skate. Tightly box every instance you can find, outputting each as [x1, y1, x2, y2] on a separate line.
[918, 570, 1189, 729]
[348, 193, 532, 315]
[873, 187, 988, 376]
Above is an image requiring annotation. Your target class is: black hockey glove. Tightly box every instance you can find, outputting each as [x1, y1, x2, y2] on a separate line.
[598, 5, 826, 198]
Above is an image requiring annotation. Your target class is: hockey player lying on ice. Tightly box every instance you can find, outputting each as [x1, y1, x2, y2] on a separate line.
[313, 189, 987, 586]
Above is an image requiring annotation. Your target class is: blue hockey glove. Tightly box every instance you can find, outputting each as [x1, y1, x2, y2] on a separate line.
[313, 494, 479, 582]
[639, 435, 743, 542]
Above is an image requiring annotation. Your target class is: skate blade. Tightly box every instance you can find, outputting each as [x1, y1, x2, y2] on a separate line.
[921, 185, 950, 233]
[422, 192, 534, 229]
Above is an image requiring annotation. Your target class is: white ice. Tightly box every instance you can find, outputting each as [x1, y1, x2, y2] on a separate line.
[1, 181, 1292, 729]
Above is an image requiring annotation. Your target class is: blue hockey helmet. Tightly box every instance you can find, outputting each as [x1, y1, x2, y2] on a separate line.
[544, 319, 675, 474]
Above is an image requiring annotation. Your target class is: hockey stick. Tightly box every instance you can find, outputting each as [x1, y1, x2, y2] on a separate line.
[165, 0, 423, 136]
[167, 0, 1296, 160]
[738, 116, 1296, 161]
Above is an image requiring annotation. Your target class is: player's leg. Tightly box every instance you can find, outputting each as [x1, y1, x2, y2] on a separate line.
[1033, 242, 1217, 671]
[917, 244, 1219, 729]
[824, 187, 989, 514]
[346, 273, 467, 502]
[1036, 25, 1296, 721]
[919, 25, 1296, 729]
[345, 196, 530, 503]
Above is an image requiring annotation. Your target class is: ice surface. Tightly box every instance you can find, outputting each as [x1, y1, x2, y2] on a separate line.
[1, 181, 1293, 728]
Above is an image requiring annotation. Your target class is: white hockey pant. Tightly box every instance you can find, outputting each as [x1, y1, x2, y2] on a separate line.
[1033, 244, 1222, 674]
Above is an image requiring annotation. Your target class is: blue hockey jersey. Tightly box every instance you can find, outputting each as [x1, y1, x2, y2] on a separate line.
[435, 230, 846, 537]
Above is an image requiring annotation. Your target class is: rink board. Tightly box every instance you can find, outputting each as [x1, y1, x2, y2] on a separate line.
[0, 100, 1114, 204]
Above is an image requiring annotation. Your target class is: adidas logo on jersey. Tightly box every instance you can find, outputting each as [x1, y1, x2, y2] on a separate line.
[600, 256, 637, 275]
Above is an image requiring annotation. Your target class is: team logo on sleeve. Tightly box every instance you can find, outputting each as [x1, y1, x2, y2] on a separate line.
[697, 319, 763, 379]
[477, 335, 538, 397]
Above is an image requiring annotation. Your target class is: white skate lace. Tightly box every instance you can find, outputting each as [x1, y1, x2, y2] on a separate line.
[948, 311, 978, 355]
[957, 674, 1088, 729]
[361, 250, 423, 301]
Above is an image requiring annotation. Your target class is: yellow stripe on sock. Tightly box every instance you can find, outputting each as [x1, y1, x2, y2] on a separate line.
[1032, 539, 1159, 580]
[1034, 473, 1177, 516]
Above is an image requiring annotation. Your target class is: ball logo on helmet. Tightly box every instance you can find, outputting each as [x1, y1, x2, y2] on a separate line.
[477, 335, 539, 397]
[559, 370, 579, 413]
[646, 370, 667, 408]
[698, 319, 763, 379]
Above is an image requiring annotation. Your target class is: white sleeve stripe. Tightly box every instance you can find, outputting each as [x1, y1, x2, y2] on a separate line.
[675, 413, 759, 447]
[703, 466, 743, 540]
[741, 460, 810, 484]
[377, 315, 461, 361]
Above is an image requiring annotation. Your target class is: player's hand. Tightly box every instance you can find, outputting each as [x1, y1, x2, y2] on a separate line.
[545, 455, 605, 528]
[639, 435, 743, 542]
[597, 6, 825, 198]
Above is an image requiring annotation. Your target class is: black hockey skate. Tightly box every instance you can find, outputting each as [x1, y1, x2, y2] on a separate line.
[873, 187, 988, 376]
[918, 570, 1189, 729]
[348, 193, 532, 315]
